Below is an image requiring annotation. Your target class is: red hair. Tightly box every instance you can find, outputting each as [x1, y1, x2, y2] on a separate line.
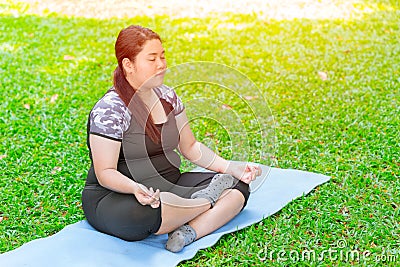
[113, 25, 161, 143]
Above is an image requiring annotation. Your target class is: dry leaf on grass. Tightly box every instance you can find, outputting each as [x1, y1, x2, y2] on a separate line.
[244, 95, 258, 100]
[50, 94, 59, 103]
[63, 55, 75, 60]
[339, 206, 350, 215]
[51, 166, 62, 174]
[318, 71, 328, 81]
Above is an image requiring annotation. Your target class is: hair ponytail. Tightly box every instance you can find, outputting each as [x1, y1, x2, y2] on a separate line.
[113, 25, 162, 144]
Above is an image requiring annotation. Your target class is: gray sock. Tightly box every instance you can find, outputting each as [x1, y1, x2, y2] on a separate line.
[165, 224, 197, 253]
[191, 173, 235, 207]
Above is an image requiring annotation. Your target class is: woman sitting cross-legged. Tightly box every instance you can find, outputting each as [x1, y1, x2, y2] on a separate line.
[81, 25, 261, 253]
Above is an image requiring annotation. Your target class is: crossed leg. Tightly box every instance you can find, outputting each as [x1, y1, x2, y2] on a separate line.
[155, 192, 211, 235]
[188, 189, 245, 239]
[155, 188, 245, 238]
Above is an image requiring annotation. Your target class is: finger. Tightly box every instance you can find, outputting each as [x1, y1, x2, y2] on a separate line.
[242, 173, 252, 184]
[246, 170, 256, 182]
[150, 200, 160, 209]
[252, 165, 261, 176]
[252, 168, 258, 179]
[148, 189, 160, 205]
[143, 197, 155, 206]
[246, 164, 252, 171]
[153, 189, 160, 199]
[250, 174, 256, 182]
[139, 199, 149, 206]
[249, 165, 257, 172]
[257, 166, 262, 176]
[249, 165, 261, 177]
[149, 190, 160, 208]
[154, 190, 161, 203]
[143, 186, 155, 199]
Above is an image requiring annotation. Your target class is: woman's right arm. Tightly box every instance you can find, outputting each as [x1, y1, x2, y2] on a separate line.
[89, 134, 160, 207]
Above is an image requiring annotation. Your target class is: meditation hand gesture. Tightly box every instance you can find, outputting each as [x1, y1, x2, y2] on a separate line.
[133, 183, 160, 208]
[227, 162, 262, 184]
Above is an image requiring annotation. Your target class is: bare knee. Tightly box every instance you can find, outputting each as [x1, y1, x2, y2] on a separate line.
[218, 188, 245, 209]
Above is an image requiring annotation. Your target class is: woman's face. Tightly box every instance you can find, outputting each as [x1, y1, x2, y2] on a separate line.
[124, 39, 167, 90]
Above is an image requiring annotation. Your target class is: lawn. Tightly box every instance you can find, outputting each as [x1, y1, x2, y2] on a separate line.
[0, 0, 399, 266]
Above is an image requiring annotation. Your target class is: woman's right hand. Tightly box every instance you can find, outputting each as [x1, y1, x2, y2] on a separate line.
[133, 183, 160, 208]
[226, 161, 262, 184]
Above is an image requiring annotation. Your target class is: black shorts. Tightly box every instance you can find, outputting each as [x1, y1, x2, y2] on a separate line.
[82, 170, 250, 241]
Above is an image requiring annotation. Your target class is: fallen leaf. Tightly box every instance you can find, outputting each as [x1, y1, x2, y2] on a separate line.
[0, 154, 6, 160]
[339, 206, 350, 215]
[244, 95, 258, 100]
[318, 71, 328, 81]
[23, 104, 30, 110]
[50, 94, 58, 103]
[51, 166, 62, 174]
[63, 55, 75, 60]
[222, 104, 232, 110]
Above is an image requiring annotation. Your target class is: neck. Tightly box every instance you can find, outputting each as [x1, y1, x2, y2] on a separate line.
[125, 75, 153, 98]
[137, 89, 159, 111]
[126, 75, 139, 90]
[136, 87, 154, 99]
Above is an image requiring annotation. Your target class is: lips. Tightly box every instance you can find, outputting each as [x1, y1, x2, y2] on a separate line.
[155, 69, 166, 77]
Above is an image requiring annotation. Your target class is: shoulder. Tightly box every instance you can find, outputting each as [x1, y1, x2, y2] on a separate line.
[154, 84, 185, 115]
[92, 89, 127, 114]
[89, 88, 131, 141]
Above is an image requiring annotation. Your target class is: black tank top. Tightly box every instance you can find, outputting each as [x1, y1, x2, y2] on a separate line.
[85, 95, 183, 191]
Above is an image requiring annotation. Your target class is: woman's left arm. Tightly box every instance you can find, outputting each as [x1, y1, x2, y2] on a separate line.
[176, 111, 261, 184]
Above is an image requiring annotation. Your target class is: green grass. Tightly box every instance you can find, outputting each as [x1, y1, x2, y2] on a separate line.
[1, 0, 399, 266]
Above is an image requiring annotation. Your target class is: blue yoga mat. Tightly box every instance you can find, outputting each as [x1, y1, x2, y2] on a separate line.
[0, 165, 330, 267]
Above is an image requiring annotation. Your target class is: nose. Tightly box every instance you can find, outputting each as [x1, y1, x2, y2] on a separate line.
[156, 57, 166, 70]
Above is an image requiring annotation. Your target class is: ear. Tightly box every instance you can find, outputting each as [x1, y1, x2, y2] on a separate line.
[122, 58, 135, 74]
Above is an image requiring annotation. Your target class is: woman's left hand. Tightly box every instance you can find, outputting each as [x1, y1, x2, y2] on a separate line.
[227, 162, 262, 184]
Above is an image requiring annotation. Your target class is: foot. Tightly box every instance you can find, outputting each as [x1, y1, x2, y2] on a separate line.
[191, 173, 235, 207]
[165, 224, 197, 253]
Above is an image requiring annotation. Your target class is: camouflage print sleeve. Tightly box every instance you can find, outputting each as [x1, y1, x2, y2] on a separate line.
[89, 90, 131, 141]
[154, 84, 185, 116]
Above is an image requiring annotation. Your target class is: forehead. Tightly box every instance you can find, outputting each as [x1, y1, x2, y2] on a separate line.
[140, 39, 163, 54]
